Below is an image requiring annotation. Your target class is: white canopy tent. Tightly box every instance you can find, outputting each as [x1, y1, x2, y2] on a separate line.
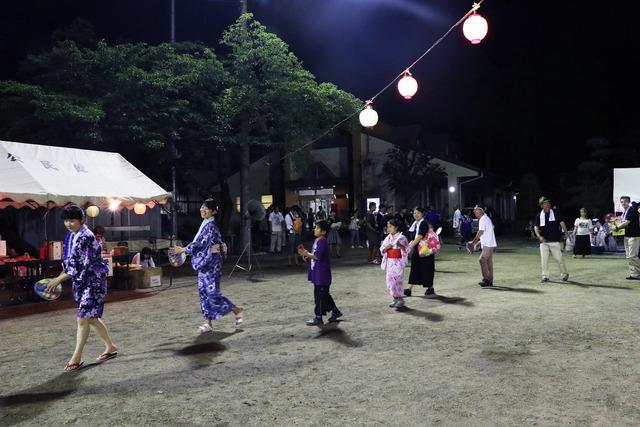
[613, 168, 640, 212]
[0, 140, 171, 208]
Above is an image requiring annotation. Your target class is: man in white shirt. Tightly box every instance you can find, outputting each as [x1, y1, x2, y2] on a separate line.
[468, 205, 497, 287]
[452, 206, 462, 231]
[268, 206, 284, 254]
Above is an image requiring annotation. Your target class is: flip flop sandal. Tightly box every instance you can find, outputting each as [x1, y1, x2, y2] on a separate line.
[235, 310, 244, 326]
[96, 351, 118, 362]
[198, 324, 213, 334]
[64, 361, 84, 372]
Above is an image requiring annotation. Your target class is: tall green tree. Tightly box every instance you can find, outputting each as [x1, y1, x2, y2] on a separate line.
[0, 39, 229, 186]
[220, 14, 360, 247]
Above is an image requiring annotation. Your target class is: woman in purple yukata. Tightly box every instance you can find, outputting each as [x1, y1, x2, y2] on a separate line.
[172, 199, 244, 333]
[380, 218, 409, 309]
[298, 220, 343, 326]
[46, 205, 118, 372]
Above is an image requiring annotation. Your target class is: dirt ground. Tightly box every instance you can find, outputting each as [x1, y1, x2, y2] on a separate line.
[1, 240, 640, 426]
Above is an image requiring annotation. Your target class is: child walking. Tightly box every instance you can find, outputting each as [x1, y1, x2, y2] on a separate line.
[298, 220, 343, 326]
[380, 219, 409, 309]
[46, 205, 118, 372]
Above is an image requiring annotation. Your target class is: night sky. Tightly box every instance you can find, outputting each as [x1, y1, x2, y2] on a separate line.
[1, 0, 638, 181]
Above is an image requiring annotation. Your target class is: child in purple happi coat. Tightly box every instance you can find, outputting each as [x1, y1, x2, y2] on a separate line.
[298, 220, 343, 326]
[46, 205, 118, 372]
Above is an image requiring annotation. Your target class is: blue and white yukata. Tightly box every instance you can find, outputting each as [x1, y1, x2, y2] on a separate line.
[64, 225, 109, 318]
[185, 218, 236, 320]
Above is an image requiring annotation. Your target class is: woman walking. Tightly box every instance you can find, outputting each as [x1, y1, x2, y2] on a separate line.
[573, 208, 593, 258]
[327, 210, 342, 258]
[404, 207, 437, 297]
[349, 210, 363, 249]
[171, 199, 244, 333]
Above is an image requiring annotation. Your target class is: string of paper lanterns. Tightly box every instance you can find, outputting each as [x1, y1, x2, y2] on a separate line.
[85, 201, 149, 217]
[360, 1, 488, 128]
[279, 1, 489, 161]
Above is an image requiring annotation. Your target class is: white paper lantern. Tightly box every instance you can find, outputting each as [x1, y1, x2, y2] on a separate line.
[398, 71, 418, 99]
[359, 104, 379, 128]
[463, 12, 488, 44]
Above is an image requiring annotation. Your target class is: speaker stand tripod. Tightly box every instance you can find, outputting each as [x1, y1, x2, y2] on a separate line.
[229, 242, 263, 280]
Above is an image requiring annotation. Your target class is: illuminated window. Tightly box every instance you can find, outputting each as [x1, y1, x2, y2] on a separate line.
[235, 196, 241, 213]
[261, 195, 273, 209]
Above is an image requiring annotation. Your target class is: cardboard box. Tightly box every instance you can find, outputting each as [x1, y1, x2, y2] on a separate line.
[48, 241, 63, 260]
[142, 267, 163, 288]
[0, 240, 6, 257]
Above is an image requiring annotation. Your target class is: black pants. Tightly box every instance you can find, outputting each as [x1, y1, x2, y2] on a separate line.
[408, 250, 435, 287]
[314, 285, 337, 317]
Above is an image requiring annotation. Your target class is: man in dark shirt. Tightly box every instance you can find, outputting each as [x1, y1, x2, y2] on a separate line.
[612, 196, 640, 279]
[366, 202, 381, 264]
[533, 196, 569, 283]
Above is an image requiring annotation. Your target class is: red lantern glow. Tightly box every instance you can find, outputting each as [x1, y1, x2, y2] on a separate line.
[463, 12, 488, 44]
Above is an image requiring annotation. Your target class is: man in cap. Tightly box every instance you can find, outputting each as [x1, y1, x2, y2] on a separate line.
[534, 196, 569, 283]
[468, 205, 497, 287]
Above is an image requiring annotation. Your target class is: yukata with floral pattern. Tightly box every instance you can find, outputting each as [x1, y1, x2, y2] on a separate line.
[380, 232, 409, 298]
[185, 218, 236, 320]
[63, 225, 109, 318]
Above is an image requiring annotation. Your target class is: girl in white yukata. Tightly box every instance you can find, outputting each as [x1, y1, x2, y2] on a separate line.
[380, 218, 409, 309]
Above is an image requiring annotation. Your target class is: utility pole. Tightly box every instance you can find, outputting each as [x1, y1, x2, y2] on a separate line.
[170, 0, 178, 240]
[239, 0, 251, 250]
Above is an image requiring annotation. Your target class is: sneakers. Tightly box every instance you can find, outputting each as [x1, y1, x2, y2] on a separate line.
[480, 281, 493, 287]
[395, 299, 406, 309]
[403, 288, 412, 297]
[351, 245, 355, 249]
[625, 276, 640, 280]
[306, 317, 323, 326]
[424, 287, 436, 298]
[328, 310, 343, 322]
[561, 273, 569, 282]
[372, 259, 380, 265]
[389, 300, 398, 308]
[540, 277, 549, 283]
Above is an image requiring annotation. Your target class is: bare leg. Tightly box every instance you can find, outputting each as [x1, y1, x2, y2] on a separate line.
[88, 318, 117, 354]
[69, 317, 90, 364]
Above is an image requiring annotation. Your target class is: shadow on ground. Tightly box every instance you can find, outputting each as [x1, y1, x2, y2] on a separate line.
[0, 364, 100, 425]
[562, 280, 632, 290]
[396, 307, 444, 322]
[484, 286, 544, 294]
[315, 322, 361, 348]
[419, 294, 474, 307]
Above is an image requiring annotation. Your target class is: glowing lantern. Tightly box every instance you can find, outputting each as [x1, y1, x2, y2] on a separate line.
[463, 12, 488, 44]
[397, 71, 418, 99]
[86, 205, 100, 218]
[359, 102, 379, 128]
[108, 199, 121, 212]
[134, 203, 147, 215]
